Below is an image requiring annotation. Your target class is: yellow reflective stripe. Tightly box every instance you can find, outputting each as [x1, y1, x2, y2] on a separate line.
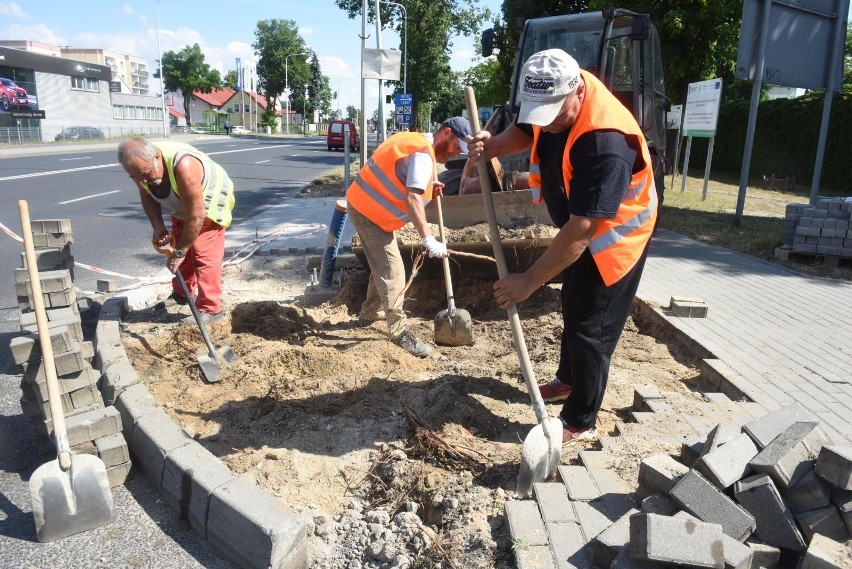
[624, 176, 646, 203]
[529, 163, 541, 175]
[589, 181, 657, 255]
[365, 159, 407, 201]
[353, 175, 409, 222]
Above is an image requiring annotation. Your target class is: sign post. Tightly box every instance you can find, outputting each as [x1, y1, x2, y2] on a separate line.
[667, 104, 683, 189]
[680, 78, 723, 200]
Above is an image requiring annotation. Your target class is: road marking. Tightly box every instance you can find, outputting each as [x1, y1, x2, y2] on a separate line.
[58, 190, 120, 204]
[59, 156, 92, 161]
[0, 144, 295, 182]
[255, 159, 270, 164]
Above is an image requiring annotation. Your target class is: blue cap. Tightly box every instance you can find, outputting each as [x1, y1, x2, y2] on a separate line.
[441, 116, 472, 152]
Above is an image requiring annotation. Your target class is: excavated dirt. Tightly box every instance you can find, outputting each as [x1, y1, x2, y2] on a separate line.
[121, 229, 717, 568]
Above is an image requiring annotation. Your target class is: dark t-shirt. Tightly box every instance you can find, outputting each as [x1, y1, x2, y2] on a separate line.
[517, 123, 641, 228]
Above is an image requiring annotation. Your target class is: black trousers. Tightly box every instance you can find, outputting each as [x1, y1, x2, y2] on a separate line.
[555, 242, 650, 429]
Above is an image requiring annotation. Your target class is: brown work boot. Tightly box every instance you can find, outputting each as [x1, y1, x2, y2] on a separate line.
[539, 378, 572, 402]
[395, 331, 432, 358]
[560, 417, 598, 445]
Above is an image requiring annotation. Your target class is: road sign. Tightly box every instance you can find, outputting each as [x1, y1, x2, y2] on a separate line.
[394, 93, 413, 125]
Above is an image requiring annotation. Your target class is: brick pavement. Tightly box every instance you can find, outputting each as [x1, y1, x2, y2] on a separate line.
[637, 229, 852, 444]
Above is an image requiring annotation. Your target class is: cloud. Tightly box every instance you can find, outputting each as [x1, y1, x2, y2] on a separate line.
[321, 56, 352, 78]
[299, 26, 315, 36]
[0, 2, 28, 19]
[1, 23, 64, 45]
[122, 4, 134, 15]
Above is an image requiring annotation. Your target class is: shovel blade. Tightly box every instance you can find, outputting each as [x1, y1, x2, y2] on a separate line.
[433, 308, 474, 346]
[29, 453, 114, 542]
[197, 345, 235, 383]
[516, 417, 563, 497]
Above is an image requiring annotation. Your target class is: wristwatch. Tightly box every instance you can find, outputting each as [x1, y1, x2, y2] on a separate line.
[173, 248, 186, 258]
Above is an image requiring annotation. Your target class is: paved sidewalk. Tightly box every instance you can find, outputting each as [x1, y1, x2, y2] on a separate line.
[637, 228, 852, 444]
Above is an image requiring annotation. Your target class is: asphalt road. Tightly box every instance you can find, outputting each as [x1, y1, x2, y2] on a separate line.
[0, 134, 347, 567]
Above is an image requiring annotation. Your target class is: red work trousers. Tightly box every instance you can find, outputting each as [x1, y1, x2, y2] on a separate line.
[171, 216, 226, 313]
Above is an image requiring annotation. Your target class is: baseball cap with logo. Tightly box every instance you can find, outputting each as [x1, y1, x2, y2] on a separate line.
[517, 49, 581, 126]
[441, 116, 472, 153]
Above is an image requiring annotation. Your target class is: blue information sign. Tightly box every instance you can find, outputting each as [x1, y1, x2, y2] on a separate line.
[394, 93, 413, 126]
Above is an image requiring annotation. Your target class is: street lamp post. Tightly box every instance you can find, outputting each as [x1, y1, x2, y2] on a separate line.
[285, 52, 306, 135]
[379, 1, 406, 96]
[156, 0, 169, 137]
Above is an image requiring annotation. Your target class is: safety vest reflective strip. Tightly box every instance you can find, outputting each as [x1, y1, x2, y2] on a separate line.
[345, 132, 435, 232]
[528, 70, 657, 285]
[352, 158, 409, 222]
[146, 140, 235, 228]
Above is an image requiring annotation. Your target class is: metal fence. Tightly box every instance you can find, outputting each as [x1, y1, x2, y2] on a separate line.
[0, 124, 167, 145]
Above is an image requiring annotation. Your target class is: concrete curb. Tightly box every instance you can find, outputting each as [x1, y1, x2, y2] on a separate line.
[94, 297, 308, 569]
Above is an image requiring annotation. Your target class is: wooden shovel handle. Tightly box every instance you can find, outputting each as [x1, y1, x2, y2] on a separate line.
[18, 200, 71, 470]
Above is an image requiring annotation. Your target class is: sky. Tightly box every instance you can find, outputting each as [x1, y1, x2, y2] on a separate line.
[0, 0, 503, 119]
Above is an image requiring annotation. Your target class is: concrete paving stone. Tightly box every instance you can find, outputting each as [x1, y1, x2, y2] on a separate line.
[21, 349, 86, 380]
[579, 451, 634, 519]
[161, 441, 236, 538]
[94, 431, 130, 468]
[114, 382, 160, 443]
[101, 360, 142, 406]
[741, 404, 818, 443]
[534, 482, 575, 523]
[640, 493, 679, 515]
[750, 421, 830, 489]
[814, 446, 852, 490]
[669, 469, 756, 542]
[632, 386, 664, 411]
[10, 326, 74, 364]
[506, 499, 549, 546]
[696, 432, 759, 489]
[207, 477, 308, 569]
[682, 436, 705, 467]
[515, 545, 558, 569]
[637, 453, 688, 498]
[105, 460, 131, 487]
[832, 487, 852, 514]
[609, 547, 667, 568]
[783, 468, 832, 514]
[130, 408, 194, 492]
[629, 512, 725, 568]
[794, 505, 850, 543]
[24, 364, 99, 400]
[700, 424, 742, 458]
[745, 538, 781, 569]
[674, 511, 754, 569]
[592, 508, 638, 569]
[733, 473, 806, 551]
[801, 533, 852, 569]
[546, 520, 589, 569]
[62, 405, 122, 447]
[574, 499, 614, 542]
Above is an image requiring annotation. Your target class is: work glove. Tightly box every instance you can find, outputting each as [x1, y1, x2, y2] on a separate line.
[421, 235, 448, 258]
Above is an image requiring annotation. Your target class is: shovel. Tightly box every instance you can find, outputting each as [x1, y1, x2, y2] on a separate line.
[153, 237, 235, 383]
[433, 195, 474, 346]
[19, 200, 115, 542]
[464, 87, 562, 497]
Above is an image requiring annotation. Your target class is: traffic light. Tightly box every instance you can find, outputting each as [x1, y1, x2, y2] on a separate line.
[386, 95, 392, 104]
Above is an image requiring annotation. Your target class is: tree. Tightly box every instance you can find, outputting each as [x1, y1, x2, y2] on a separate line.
[345, 104, 359, 122]
[845, 23, 852, 91]
[159, 44, 222, 125]
[461, 58, 507, 108]
[334, 0, 492, 130]
[223, 69, 238, 90]
[252, 19, 311, 119]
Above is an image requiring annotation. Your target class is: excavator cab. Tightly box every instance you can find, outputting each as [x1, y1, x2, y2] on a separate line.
[499, 8, 669, 184]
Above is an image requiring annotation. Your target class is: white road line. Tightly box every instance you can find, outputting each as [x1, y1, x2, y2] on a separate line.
[255, 159, 270, 164]
[58, 190, 120, 205]
[0, 144, 295, 182]
[59, 157, 92, 161]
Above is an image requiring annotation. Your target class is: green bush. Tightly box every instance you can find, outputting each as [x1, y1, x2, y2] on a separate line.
[680, 91, 852, 193]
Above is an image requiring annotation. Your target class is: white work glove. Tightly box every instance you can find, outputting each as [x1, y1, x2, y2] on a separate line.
[421, 235, 448, 258]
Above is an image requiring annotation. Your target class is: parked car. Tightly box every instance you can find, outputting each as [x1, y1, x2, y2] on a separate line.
[0, 77, 28, 111]
[54, 126, 105, 141]
[190, 125, 210, 134]
[231, 125, 249, 134]
[327, 120, 360, 152]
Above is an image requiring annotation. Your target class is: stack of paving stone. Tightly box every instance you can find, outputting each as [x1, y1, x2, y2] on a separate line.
[506, 398, 852, 569]
[12, 218, 131, 488]
[779, 197, 852, 259]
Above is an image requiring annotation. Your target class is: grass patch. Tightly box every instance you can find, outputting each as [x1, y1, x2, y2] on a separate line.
[662, 173, 852, 281]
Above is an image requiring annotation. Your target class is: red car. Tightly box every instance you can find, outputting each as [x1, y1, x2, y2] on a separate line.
[0, 77, 28, 111]
[326, 120, 360, 152]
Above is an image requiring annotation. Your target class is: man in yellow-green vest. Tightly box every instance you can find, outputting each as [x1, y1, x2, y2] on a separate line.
[118, 137, 235, 324]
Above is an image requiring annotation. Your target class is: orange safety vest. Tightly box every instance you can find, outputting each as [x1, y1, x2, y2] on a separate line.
[528, 70, 657, 286]
[345, 132, 436, 232]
